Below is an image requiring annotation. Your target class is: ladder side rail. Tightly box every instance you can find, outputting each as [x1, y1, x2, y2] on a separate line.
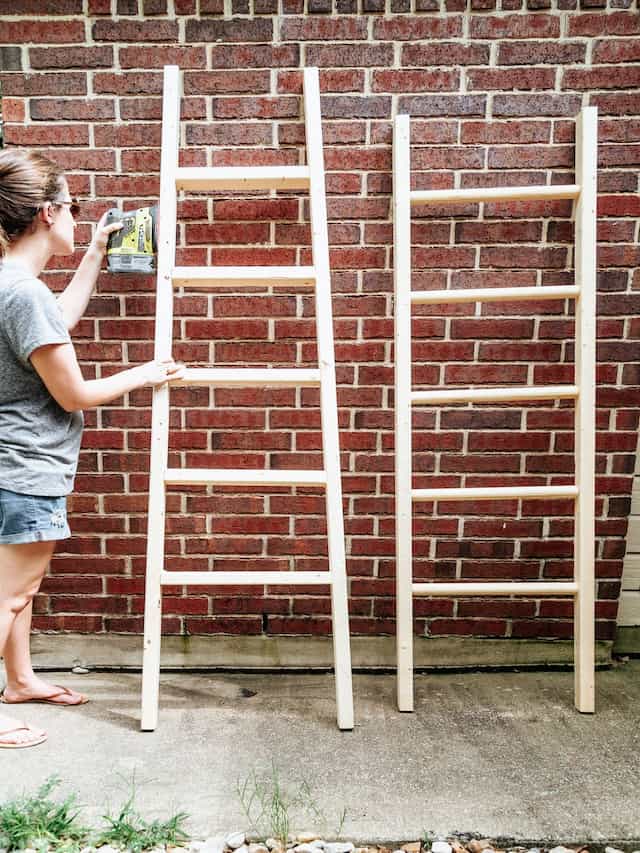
[574, 106, 598, 713]
[141, 64, 181, 732]
[393, 114, 414, 712]
[303, 67, 354, 730]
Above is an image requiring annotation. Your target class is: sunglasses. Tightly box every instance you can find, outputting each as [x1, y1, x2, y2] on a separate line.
[52, 197, 81, 220]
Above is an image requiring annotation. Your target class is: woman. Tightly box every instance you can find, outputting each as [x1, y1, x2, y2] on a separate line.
[0, 149, 183, 748]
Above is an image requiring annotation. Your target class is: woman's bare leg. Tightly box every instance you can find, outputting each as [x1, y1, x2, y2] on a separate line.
[0, 541, 54, 746]
[3, 598, 87, 704]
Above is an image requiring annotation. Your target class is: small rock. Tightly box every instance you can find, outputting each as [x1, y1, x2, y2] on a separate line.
[297, 836, 319, 845]
[310, 844, 325, 851]
[235, 846, 249, 853]
[605, 848, 625, 853]
[294, 846, 317, 853]
[226, 835, 246, 851]
[549, 848, 572, 853]
[451, 844, 466, 853]
[249, 846, 269, 853]
[431, 844, 452, 853]
[96, 847, 120, 853]
[325, 845, 354, 853]
[201, 837, 225, 853]
[403, 845, 421, 853]
[467, 843, 492, 853]
[266, 841, 281, 851]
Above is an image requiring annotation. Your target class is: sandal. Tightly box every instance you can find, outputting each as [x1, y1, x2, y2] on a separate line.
[0, 722, 47, 749]
[0, 685, 89, 706]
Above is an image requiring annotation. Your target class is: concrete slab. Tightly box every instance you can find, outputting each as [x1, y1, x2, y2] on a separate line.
[1, 661, 639, 846]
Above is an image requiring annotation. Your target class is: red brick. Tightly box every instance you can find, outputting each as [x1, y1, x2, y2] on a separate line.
[306, 44, 394, 68]
[403, 42, 490, 66]
[498, 40, 586, 64]
[120, 46, 206, 68]
[373, 17, 463, 39]
[593, 39, 640, 63]
[187, 70, 271, 95]
[29, 46, 114, 69]
[470, 15, 560, 39]
[568, 11, 640, 36]
[398, 95, 486, 117]
[93, 20, 179, 41]
[30, 98, 115, 121]
[493, 93, 582, 117]
[467, 67, 556, 91]
[0, 20, 85, 43]
[280, 17, 367, 39]
[185, 18, 272, 41]
[564, 66, 640, 90]
[372, 69, 460, 93]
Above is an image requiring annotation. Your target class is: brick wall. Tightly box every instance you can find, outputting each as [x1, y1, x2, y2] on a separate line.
[1, 0, 639, 646]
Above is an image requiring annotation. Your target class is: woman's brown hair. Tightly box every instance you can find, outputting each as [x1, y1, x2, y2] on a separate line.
[0, 149, 64, 256]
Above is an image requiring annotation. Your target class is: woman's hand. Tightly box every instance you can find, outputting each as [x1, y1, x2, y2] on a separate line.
[137, 359, 186, 387]
[90, 210, 123, 257]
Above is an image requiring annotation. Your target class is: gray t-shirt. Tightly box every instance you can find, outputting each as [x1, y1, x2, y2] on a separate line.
[0, 259, 83, 496]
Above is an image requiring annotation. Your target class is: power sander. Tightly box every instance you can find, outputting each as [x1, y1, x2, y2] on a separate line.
[105, 206, 158, 274]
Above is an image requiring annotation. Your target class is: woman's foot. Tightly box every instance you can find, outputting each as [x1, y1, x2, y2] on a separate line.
[0, 711, 47, 748]
[1, 676, 88, 706]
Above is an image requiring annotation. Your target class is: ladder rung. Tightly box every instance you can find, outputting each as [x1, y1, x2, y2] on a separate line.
[160, 570, 331, 586]
[412, 385, 578, 405]
[410, 184, 580, 205]
[412, 485, 579, 502]
[172, 266, 316, 288]
[172, 368, 321, 388]
[165, 468, 327, 486]
[175, 166, 311, 191]
[412, 582, 578, 597]
[411, 285, 580, 305]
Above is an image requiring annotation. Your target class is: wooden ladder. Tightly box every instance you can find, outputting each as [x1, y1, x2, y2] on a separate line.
[141, 65, 354, 731]
[393, 107, 598, 713]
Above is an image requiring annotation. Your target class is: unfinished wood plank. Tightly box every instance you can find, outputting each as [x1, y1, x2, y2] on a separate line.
[573, 105, 597, 714]
[172, 266, 316, 288]
[412, 285, 579, 305]
[304, 66, 354, 731]
[141, 64, 181, 733]
[172, 368, 321, 387]
[165, 468, 327, 486]
[175, 165, 310, 191]
[393, 113, 414, 713]
[161, 571, 332, 586]
[412, 385, 578, 405]
[412, 485, 578, 502]
[412, 582, 578, 597]
[410, 184, 580, 205]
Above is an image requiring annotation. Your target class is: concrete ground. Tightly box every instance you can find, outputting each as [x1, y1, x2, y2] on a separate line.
[1, 661, 639, 846]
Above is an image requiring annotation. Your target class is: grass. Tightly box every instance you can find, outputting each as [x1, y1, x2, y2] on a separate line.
[0, 777, 88, 852]
[236, 764, 345, 848]
[96, 794, 190, 853]
[0, 777, 190, 853]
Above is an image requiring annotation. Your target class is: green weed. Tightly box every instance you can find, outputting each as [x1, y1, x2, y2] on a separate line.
[95, 794, 189, 853]
[0, 777, 88, 852]
[236, 764, 343, 847]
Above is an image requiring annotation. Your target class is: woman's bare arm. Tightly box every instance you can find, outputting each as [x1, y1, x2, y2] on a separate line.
[30, 342, 184, 412]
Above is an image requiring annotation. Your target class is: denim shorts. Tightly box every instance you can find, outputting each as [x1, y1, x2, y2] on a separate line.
[0, 487, 70, 545]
